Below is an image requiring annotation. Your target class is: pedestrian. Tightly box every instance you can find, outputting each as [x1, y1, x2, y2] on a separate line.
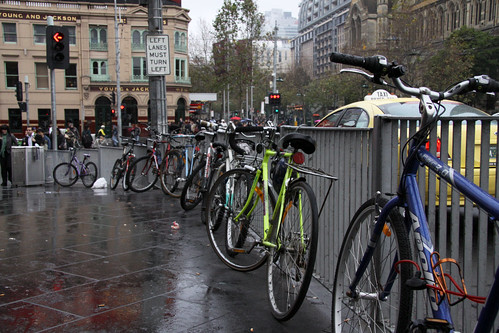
[112, 125, 118, 147]
[21, 126, 36, 146]
[97, 125, 106, 145]
[0, 124, 18, 186]
[66, 120, 81, 148]
[57, 128, 67, 150]
[34, 128, 51, 150]
[81, 124, 93, 148]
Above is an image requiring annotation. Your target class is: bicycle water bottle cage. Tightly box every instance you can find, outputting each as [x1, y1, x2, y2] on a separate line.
[279, 133, 316, 154]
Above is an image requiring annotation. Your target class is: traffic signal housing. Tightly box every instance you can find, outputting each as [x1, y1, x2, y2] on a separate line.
[46, 26, 70, 70]
[15, 81, 23, 101]
[269, 93, 281, 106]
[110, 92, 116, 105]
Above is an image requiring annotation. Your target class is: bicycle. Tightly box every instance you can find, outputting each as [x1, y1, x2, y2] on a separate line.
[109, 137, 139, 191]
[205, 123, 336, 320]
[329, 52, 499, 332]
[53, 147, 98, 187]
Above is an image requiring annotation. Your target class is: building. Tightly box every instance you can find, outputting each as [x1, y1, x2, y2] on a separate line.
[291, 0, 351, 78]
[0, 0, 191, 137]
[263, 9, 298, 40]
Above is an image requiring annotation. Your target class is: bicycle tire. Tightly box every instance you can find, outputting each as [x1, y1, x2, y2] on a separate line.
[267, 180, 318, 321]
[205, 168, 272, 272]
[332, 197, 413, 332]
[110, 159, 122, 190]
[53, 162, 78, 187]
[160, 150, 183, 197]
[200, 162, 227, 225]
[180, 161, 206, 211]
[122, 157, 135, 191]
[127, 155, 158, 192]
[81, 162, 98, 188]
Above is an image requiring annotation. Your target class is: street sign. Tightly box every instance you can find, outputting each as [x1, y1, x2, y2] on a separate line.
[146, 35, 170, 76]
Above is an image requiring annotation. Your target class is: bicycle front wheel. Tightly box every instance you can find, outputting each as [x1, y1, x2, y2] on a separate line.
[127, 155, 158, 193]
[81, 162, 98, 188]
[267, 180, 318, 321]
[332, 197, 413, 332]
[160, 150, 183, 197]
[122, 157, 135, 191]
[110, 159, 122, 190]
[205, 169, 271, 272]
[53, 163, 78, 187]
[180, 161, 206, 211]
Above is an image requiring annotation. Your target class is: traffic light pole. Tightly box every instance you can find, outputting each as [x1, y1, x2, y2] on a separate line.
[114, 0, 122, 145]
[47, 17, 58, 151]
[24, 76, 30, 127]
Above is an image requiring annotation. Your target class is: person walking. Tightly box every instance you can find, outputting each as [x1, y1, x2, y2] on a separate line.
[0, 124, 18, 186]
[21, 127, 36, 146]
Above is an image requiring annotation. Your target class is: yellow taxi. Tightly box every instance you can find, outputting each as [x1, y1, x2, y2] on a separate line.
[315, 91, 497, 205]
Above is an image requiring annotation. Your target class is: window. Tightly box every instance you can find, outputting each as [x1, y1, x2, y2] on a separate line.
[132, 57, 147, 81]
[65, 64, 77, 89]
[91, 60, 109, 81]
[33, 24, 46, 44]
[174, 31, 187, 52]
[8, 109, 22, 133]
[38, 109, 51, 130]
[65, 109, 80, 127]
[89, 26, 107, 50]
[175, 58, 189, 83]
[3, 23, 16, 43]
[35, 63, 49, 89]
[5, 61, 18, 88]
[67, 26, 76, 45]
[337, 108, 369, 128]
[132, 29, 147, 50]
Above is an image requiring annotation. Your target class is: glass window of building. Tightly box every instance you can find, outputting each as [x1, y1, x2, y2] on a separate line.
[38, 109, 51, 130]
[89, 26, 107, 50]
[3, 23, 17, 43]
[65, 64, 77, 89]
[91, 60, 109, 81]
[132, 29, 147, 50]
[8, 109, 22, 133]
[35, 63, 49, 89]
[33, 24, 46, 44]
[174, 31, 187, 52]
[5, 61, 18, 88]
[132, 57, 147, 81]
[67, 26, 76, 45]
[175, 58, 186, 78]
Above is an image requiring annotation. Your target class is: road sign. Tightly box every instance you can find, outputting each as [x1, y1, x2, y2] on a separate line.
[146, 35, 170, 76]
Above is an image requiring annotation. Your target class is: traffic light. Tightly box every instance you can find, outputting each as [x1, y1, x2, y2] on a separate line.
[111, 109, 116, 117]
[269, 93, 281, 106]
[110, 92, 116, 105]
[15, 81, 23, 101]
[46, 26, 70, 70]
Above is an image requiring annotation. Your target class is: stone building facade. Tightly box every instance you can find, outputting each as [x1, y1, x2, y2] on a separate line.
[0, 0, 191, 137]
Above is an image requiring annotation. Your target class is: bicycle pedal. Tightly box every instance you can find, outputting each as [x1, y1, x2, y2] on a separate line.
[409, 318, 453, 333]
[406, 271, 427, 290]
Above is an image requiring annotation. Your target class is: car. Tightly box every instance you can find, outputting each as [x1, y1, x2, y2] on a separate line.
[315, 94, 497, 205]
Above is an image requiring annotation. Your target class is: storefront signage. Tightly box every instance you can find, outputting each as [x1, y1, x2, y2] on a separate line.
[146, 35, 171, 76]
[0, 10, 78, 22]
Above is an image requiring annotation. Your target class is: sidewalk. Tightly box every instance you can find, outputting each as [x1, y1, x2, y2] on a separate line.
[0, 184, 332, 332]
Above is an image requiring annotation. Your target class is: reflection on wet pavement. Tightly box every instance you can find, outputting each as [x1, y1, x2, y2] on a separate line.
[0, 185, 331, 332]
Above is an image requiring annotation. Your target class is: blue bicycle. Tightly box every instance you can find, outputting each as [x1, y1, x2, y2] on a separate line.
[53, 147, 98, 188]
[329, 52, 499, 332]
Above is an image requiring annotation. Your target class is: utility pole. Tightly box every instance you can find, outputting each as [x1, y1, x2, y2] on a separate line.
[47, 16, 57, 151]
[114, 0, 122, 145]
[24, 75, 30, 127]
[148, 0, 168, 134]
[273, 21, 278, 94]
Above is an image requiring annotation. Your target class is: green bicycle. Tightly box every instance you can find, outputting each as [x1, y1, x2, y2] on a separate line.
[205, 124, 336, 321]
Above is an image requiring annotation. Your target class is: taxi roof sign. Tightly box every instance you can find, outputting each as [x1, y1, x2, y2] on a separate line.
[364, 89, 398, 101]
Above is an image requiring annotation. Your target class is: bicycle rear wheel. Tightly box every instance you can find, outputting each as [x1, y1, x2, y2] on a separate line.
[81, 162, 98, 188]
[332, 197, 413, 332]
[127, 155, 158, 192]
[53, 163, 78, 187]
[267, 180, 318, 321]
[160, 150, 183, 197]
[122, 157, 135, 191]
[180, 161, 206, 211]
[110, 159, 122, 190]
[205, 169, 271, 272]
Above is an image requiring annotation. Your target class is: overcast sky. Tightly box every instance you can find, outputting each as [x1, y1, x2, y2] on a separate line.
[182, 0, 301, 32]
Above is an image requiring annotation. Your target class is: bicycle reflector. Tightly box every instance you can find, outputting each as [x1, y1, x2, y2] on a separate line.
[292, 152, 305, 165]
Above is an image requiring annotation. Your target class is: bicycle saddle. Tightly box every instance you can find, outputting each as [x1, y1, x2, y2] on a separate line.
[280, 133, 316, 154]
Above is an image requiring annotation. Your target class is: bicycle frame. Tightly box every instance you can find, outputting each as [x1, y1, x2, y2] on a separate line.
[351, 139, 499, 331]
[234, 147, 296, 249]
[70, 150, 90, 176]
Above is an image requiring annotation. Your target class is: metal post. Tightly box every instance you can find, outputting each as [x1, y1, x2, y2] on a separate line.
[47, 16, 57, 151]
[114, 0, 122, 145]
[148, 0, 168, 134]
[24, 75, 29, 127]
[273, 21, 278, 94]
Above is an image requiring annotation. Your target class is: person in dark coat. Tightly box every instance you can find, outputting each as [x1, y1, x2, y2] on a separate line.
[0, 124, 18, 186]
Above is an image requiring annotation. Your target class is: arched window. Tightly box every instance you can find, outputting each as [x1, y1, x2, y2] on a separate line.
[132, 30, 141, 44]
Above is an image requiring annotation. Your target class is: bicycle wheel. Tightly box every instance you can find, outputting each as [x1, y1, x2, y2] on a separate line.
[53, 163, 78, 187]
[110, 159, 123, 190]
[160, 150, 183, 197]
[81, 162, 98, 188]
[180, 161, 206, 211]
[122, 157, 135, 191]
[267, 180, 318, 321]
[205, 168, 272, 272]
[332, 197, 413, 333]
[127, 155, 158, 192]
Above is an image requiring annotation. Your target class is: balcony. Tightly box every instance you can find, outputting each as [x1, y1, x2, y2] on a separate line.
[90, 74, 110, 82]
[131, 74, 148, 82]
[175, 76, 191, 84]
[90, 42, 108, 51]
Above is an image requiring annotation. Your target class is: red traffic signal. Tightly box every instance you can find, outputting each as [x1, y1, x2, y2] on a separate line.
[120, 105, 125, 110]
[46, 26, 69, 70]
[269, 93, 281, 106]
[52, 32, 64, 43]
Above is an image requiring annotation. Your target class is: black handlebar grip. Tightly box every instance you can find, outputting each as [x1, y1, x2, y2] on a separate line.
[234, 126, 265, 133]
[228, 133, 247, 155]
[487, 78, 499, 93]
[330, 52, 390, 76]
[329, 52, 365, 67]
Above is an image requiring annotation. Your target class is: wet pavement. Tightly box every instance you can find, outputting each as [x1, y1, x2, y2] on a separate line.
[0, 183, 332, 332]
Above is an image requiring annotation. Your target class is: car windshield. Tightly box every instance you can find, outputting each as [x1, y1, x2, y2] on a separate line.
[378, 100, 488, 117]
